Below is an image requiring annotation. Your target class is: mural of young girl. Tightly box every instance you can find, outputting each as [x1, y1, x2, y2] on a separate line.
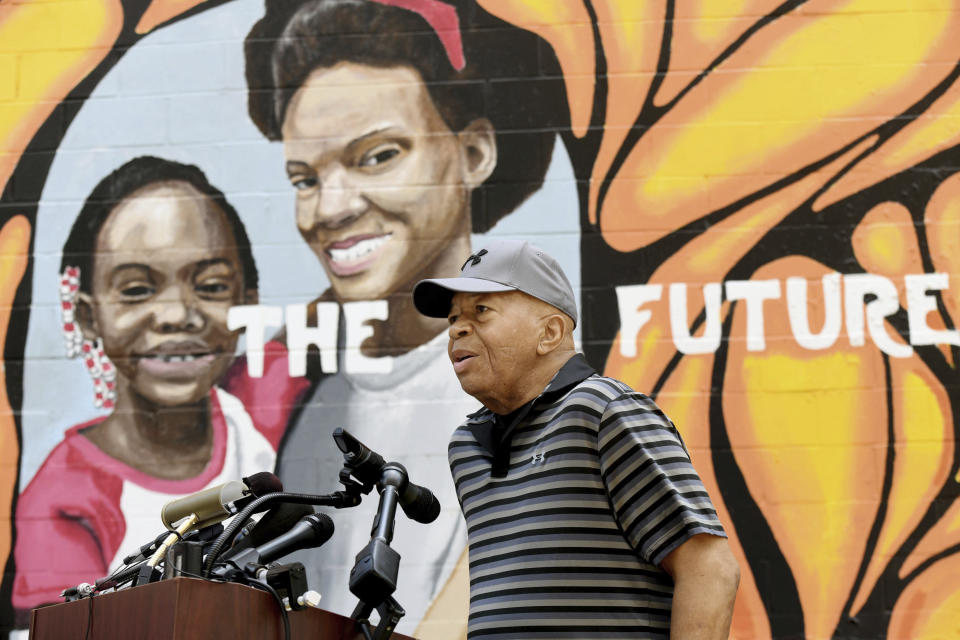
[239, 0, 570, 633]
[11, 156, 285, 614]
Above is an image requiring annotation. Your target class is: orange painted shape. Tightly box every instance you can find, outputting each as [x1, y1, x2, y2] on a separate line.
[902, 485, 960, 580]
[477, 0, 593, 137]
[849, 358, 953, 616]
[925, 172, 960, 330]
[0, 215, 32, 587]
[586, 1, 664, 221]
[651, 358, 772, 640]
[655, 1, 786, 108]
[595, 0, 960, 251]
[724, 256, 888, 639]
[136, 0, 211, 34]
[889, 551, 960, 640]
[603, 139, 874, 400]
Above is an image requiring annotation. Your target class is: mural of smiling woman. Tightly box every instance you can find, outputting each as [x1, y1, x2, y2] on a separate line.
[236, 0, 571, 633]
[10, 157, 280, 620]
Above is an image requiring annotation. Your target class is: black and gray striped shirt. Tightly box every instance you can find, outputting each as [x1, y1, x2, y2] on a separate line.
[448, 354, 725, 638]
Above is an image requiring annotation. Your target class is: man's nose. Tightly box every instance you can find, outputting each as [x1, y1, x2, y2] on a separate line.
[312, 165, 366, 229]
[448, 317, 472, 339]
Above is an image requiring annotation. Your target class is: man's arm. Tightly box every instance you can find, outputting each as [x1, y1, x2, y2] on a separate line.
[661, 533, 740, 640]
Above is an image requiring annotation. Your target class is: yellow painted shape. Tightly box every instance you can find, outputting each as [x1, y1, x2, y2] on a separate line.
[477, 0, 593, 136]
[733, 351, 879, 638]
[851, 368, 949, 614]
[0, 0, 122, 194]
[0, 216, 32, 582]
[641, 2, 949, 206]
[851, 201, 924, 282]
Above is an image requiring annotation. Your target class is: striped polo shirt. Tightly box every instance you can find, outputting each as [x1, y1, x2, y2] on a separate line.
[448, 354, 725, 639]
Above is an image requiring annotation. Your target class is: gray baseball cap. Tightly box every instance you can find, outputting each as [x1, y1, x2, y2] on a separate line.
[413, 239, 577, 326]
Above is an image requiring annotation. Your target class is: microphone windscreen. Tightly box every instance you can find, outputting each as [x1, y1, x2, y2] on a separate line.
[160, 481, 246, 529]
[242, 471, 283, 496]
[402, 488, 441, 524]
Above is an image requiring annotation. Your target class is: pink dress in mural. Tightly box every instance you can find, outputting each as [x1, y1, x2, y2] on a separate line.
[12, 342, 306, 610]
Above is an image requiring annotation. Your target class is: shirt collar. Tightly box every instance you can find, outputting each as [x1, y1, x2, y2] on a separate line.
[464, 354, 596, 473]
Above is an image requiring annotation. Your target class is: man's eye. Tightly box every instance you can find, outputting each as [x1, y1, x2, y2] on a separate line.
[448, 314, 458, 325]
[476, 305, 488, 313]
[119, 284, 154, 298]
[359, 146, 401, 168]
[291, 176, 318, 191]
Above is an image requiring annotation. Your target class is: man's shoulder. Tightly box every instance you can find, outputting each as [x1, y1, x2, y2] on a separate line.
[564, 372, 650, 404]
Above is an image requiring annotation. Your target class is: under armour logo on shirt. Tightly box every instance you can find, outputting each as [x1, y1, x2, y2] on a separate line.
[531, 451, 545, 465]
[461, 249, 488, 270]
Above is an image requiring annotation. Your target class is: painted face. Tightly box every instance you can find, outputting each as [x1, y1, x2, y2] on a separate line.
[84, 181, 250, 407]
[281, 62, 475, 302]
[447, 291, 544, 412]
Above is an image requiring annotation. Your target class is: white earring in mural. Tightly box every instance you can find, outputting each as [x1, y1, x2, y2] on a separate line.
[59, 266, 117, 410]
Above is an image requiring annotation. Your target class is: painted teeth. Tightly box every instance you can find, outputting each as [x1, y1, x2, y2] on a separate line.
[327, 235, 391, 264]
[153, 354, 200, 362]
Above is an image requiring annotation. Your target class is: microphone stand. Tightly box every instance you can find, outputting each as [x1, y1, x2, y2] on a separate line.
[347, 463, 410, 640]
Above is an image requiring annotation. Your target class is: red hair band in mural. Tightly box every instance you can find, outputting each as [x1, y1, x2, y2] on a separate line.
[369, 0, 465, 70]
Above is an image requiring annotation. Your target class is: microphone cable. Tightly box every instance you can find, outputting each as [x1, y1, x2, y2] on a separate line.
[249, 579, 291, 640]
[202, 490, 359, 577]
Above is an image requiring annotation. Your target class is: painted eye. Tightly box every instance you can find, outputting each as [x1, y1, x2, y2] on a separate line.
[196, 282, 230, 295]
[291, 176, 318, 191]
[119, 284, 154, 298]
[359, 146, 401, 168]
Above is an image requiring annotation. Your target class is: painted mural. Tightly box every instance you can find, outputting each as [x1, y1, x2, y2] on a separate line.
[1, 0, 959, 638]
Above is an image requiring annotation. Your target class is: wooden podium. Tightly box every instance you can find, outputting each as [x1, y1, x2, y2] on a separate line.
[29, 577, 416, 640]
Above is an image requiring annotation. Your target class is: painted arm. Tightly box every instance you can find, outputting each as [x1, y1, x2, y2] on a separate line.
[661, 533, 740, 640]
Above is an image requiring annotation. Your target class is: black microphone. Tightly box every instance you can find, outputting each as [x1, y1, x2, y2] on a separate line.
[212, 513, 335, 577]
[333, 428, 441, 524]
[227, 503, 315, 558]
[257, 513, 335, 564]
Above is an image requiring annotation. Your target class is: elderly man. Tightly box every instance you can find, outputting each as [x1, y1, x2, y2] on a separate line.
[413, 239, 740, 639]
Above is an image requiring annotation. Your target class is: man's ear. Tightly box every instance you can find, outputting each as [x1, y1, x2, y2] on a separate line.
[536, 314, 566, 355]
[458, 117, 497, 190]
[75, 292, 99, 341]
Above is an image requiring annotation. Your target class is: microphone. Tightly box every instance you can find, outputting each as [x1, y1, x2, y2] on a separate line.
[160, 472, 283, 530]
[160, 481, 247, 530]
[228, 503, 315, 557]
[242, 471, 284, 498]
[333, 428, 441, 524]
[257, 513, 335, 564]
[212, 513, 335, 577]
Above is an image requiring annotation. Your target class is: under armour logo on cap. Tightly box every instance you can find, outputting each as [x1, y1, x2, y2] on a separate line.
[461, 249, 488, 271]
[414, 239, 578, 327]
